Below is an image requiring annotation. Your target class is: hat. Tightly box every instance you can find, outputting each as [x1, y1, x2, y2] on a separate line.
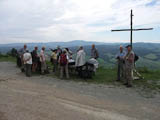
[63, 49, 67, 52]
[125, 45, 132, 48]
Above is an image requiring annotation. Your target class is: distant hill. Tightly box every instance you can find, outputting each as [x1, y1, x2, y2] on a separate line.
[0, 40, 112, 53]
[0, 40, 160, 69]
[69, 42, 160, 69]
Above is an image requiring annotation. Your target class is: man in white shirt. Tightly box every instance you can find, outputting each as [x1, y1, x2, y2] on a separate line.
[23, 50, 32, 77]
[75, 46, 86, 77]
[40, 46, 46, 74]
[75, 46, 86, 67]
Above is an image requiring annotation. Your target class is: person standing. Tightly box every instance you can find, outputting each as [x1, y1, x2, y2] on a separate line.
[75, 46, 86, 77]
[65, 48, 73, 59]
[32, 46, 39, 72]
[51, 50, 58, 72]
[59, 50, 69, 79]
[124, 45, 135, 87]
[56, 46, 62, 62]
[91, 44, 99, 59]
[56, 46, 62, 69]
[23, 50, 32, 77]
[116, 45, 126, 81]
[40, 46, 46, 75]
[18, 44, 27, 72]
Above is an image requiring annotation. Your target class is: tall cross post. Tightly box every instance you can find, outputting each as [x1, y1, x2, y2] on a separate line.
[111, 9, 153, 48]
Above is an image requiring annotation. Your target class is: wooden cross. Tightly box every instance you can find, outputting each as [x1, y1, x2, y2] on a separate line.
[111, 10, 153, 48]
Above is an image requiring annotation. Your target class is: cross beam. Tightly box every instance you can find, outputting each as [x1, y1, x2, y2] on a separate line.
[111, 10, 153, 48]
[111, 28, 153, 32]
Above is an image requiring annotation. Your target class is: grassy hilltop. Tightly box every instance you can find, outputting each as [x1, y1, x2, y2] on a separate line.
[1, 41, 160, 94]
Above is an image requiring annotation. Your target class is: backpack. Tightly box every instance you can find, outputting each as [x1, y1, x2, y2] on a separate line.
[60, 54, 67, 66]
[134, 54, 139, 62]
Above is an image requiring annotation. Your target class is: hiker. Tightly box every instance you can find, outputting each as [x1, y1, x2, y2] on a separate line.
[56, 46, 62, 62]
[18, 44, 27, 72]
[40, 46, 47, 74]
[16, 49, 22, 67]
[91, 44, 99, 59]
[116, 45, 126, 81]
[65, 48, 73, 59]
[32, 46, 39, 72]
[75, 46, 86, 77]
[124, 45, 135, 87]
[51, 49, 58, 72]
[59, 49, 69, 79]
[23, 50, 32, 77]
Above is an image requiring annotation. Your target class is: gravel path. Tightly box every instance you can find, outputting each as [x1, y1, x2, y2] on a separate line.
[0, 62, 160, 120]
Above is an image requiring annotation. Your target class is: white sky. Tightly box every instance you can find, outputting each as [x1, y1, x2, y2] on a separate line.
[0, 0, 159, 44]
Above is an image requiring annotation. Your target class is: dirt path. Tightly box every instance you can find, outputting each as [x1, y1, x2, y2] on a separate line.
[0, 62, 160, 120]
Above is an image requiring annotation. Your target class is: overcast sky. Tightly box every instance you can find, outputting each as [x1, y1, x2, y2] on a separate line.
[0, 0, 159, 44]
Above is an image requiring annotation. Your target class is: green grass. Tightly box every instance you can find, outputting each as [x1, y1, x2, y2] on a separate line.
[0, 55, 16, 62]
[46, 59, 160, 92]
[90, 67, 160, 92]
[134, 68, 160, 91]
[87, 67, 117, 84]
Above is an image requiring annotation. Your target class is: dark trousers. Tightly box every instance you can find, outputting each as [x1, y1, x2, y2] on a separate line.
[117, 60, 125, 81]
[52, 59, 58, 72]
[25, 64, 32, 77]
[16, 56, 22, 67]
[60, 64, 69, 79]
[76, 66, 83, 78]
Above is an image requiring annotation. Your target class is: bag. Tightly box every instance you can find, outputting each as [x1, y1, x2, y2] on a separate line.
[60, 54, 67, 66]
[134, 54, 139, 62]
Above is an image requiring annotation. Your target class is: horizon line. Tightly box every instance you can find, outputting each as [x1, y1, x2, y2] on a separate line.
[0, 40, 160, 45]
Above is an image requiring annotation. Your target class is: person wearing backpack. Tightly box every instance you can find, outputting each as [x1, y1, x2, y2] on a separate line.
[59, 49, 69, 79]
[124, 45, 135, 87]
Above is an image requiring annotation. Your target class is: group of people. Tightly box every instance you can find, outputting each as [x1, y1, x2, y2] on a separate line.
[18, 45, 47, 77]
[17, 43, 135, 87]
[116, 45, 135, 88]
[17, 44, 99, 79]
[51, 44, 99, 79]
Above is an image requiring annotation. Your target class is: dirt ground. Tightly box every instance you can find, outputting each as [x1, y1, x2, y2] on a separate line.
[0, 62, 160, 120]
